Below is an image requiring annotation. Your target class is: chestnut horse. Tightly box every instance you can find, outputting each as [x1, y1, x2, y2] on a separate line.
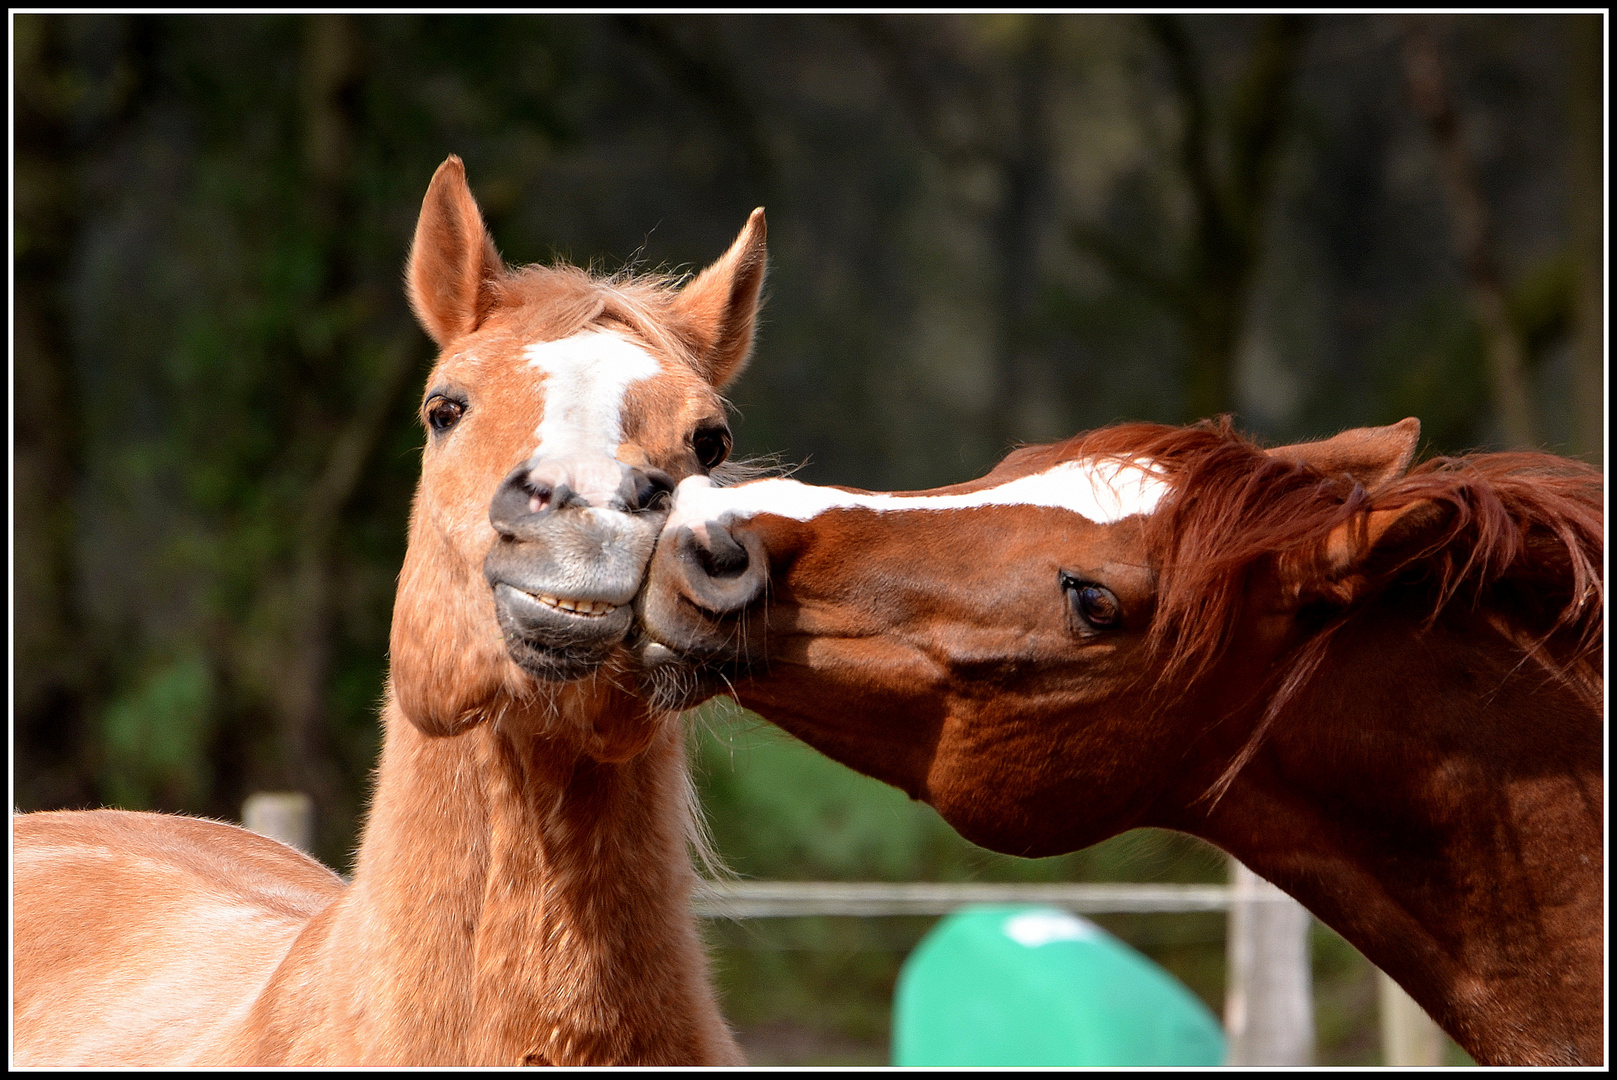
[13, 156, 764, 1065]
[638, 417, 1604, 1066]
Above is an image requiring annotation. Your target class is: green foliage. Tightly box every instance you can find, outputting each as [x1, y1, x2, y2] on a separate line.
[1369, 291, 1492, 453]
[101, 653, 216, 810]
[1507, 250, 1576, 367]
[1310, 920, 1381, 1064]
[693, 702, 1231, 887]
[694, 704, 956, 882]
[1364, 252, 1577, 457]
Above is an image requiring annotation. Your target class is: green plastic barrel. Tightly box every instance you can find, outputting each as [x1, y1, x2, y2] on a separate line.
[892, 905, 1227, 1066]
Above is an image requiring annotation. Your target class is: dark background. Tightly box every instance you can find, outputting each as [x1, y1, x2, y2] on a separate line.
[13, 13, 1603, 1064]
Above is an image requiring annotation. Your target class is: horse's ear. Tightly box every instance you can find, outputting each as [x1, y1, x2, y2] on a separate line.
[1267, 418, 1420, 490]
[672, 208, 767, 389]
[407, 155, 505, 348]
[1292, 497, 1454, 607]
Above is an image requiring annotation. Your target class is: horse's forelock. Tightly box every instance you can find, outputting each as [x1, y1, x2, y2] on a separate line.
[490, 263, 700, 372]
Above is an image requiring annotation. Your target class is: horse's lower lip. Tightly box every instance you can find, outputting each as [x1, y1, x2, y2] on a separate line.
[491, 583, 635, 682]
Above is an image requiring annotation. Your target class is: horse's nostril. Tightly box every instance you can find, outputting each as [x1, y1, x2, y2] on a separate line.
[490, 467, 561, 537]
[628, 467, 676, 514]
[670, 523, 767, 617]
[696, 526, 751, 579]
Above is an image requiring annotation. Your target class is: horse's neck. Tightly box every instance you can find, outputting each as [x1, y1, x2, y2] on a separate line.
[299, 693, 728, 1065]
[1190, 612, 1602, 1065]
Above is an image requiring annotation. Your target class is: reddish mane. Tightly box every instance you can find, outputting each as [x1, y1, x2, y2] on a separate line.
[1061, 418, 1604, 798]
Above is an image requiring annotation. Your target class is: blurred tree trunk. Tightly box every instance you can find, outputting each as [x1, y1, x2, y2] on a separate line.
[272, 15, 420, 847]
[616, 15, 776, 202]
[1072, 15, 1307, 424]
[1400, 20, 1537, 449]
[987, 22, 1058, 452]
[1566, 15, 1603, 467]
[14, 16, 93, 808]
[13, 16, 156, 809]
[856, 16, 1063, 452]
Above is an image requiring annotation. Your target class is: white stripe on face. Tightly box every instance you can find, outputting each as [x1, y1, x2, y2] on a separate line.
[524, 329, 663, 460]
[664, 458, 1170, 533]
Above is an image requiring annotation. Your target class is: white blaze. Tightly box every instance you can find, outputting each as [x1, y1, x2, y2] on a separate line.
[664, 457, 1170, 533]
[524, 329, 662, 459]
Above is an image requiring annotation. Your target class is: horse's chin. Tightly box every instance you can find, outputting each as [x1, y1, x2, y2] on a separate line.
[502, 637, 619, 683]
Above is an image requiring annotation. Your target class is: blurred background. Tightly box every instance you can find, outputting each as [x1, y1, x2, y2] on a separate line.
[12, 12, 1604, 1065]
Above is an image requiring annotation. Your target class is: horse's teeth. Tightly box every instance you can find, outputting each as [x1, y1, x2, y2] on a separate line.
[525, 591, 616, 616]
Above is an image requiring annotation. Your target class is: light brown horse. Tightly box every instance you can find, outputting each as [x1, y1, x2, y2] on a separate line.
[13, 156, 764, 1066]
[637, 417, 1604, 1066]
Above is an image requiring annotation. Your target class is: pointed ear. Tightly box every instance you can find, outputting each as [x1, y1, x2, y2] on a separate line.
[1274, 494, 1455, 607]
[1268, 418, 1420, 490]
[672, 208, 767, 389]
[406, 155, 505, 348]
[1320, 498, 1451, 579]
[1285, 497, 1453, 611]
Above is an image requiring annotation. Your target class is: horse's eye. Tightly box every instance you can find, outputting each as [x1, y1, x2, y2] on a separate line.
[692, 425, 732, 472]
[1061, 573, 1122, 631]
[425, 395, 465, 434]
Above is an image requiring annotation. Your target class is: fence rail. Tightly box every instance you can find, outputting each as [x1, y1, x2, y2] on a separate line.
[691, 879, 1276, 918]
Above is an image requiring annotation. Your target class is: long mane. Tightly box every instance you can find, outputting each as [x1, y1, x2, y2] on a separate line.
[1063, 418, 1604, 796]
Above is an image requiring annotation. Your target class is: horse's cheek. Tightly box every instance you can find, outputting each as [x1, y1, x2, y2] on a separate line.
[390, 543, 503, 737]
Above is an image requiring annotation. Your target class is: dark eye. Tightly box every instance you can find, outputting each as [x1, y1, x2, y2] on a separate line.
[1060, 573, 1122, 632]
[692, 425, 732, 472]
[425, 395, 465, 435]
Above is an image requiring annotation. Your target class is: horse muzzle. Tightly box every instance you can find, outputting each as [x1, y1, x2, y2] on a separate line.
[635, 517, 772, 706]
[485, 457, 672, 680]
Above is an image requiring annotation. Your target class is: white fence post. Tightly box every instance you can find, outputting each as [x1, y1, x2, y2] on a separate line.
[1378, 970, 1445, 1065]
[242, 791, 314, 854]
[1224, 859, 1315, 1065]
